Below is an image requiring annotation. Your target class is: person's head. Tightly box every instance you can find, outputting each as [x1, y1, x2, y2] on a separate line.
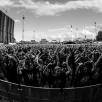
[38, 59, 43, 65]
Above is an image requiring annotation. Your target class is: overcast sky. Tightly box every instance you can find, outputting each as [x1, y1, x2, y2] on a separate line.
[1, 0, 102, 41]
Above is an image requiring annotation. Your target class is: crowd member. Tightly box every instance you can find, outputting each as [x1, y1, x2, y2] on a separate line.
[0, 44, 102, 88]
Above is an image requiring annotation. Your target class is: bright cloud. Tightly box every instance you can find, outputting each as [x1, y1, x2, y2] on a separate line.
[17, 0, 102, 16]
[1, 0, 102, 16]
[15, 26, 97, 41]
[48, 28, 67, 32]
[15, 19, 21, 23]
[32, 26, 96, 42]
[0, 0, 14, 6]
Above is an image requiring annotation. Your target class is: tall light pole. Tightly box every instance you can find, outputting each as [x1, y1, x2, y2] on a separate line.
[33, 30, 35, 40]
[94, 21, 97, 40]
[71, 25, 73, 41]
[22, 15, 25, 41]
[94, 22, 96, 31]
[84, 25, 86, 40]
[76, 27, 78, 39]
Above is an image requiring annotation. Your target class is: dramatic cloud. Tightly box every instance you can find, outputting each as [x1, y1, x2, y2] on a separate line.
[1, 0, 102, 16]
[15, 0, 102, 16]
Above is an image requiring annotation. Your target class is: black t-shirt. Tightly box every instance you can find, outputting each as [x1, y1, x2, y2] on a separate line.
[22, 68, 38, 86]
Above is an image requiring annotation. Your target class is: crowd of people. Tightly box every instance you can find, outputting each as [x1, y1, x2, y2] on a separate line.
[0, 44, 102, 88]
